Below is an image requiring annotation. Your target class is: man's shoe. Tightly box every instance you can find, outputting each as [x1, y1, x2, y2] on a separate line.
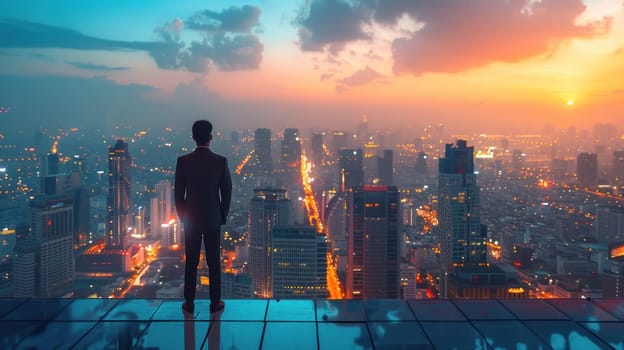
[182, 300, 195, 314]
[210, 300, 225, 313]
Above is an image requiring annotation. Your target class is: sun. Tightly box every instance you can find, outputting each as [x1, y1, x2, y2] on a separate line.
[567, 99, 574, 107]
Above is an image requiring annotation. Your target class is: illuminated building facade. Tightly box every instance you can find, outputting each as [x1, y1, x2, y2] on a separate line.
[134, 206, 145, 238]
[249, 188, 290, 298]
[107, 139, 131, 249]
[153, 180, 172, 243]
[347, 185, 400, 299]
[27, 196, 75, 297]
[254, 128, 273, 174]
[0, 228, 16, 296]
[339, 149, 363, 193]
[438, 140, 486, 270]
[272, 226, 328, 299]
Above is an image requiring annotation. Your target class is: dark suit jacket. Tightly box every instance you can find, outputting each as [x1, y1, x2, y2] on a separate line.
[174, 147, 232, 230]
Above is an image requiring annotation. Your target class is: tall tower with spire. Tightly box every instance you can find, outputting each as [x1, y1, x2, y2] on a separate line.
[107, 139, 131, 249]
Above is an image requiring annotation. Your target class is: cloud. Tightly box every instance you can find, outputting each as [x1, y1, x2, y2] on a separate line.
[67, 62, 128, 71]
[296, 0, 372, 52]
[0, 19, 133, 50]
[154, 18, 184, 42]
[387, 0, 611, 75]
[336, 65, 383, 91]
[295, 0, 611, 74]
[0, 6, 265, 74]
[188, 34, 263, 71]
[188, 5, 261, 33]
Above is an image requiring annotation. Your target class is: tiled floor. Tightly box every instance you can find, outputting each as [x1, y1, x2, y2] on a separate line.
[0, 298, 623, 349]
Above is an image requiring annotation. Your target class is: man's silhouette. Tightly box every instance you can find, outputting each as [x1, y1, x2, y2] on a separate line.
[175, 120, 232, 314]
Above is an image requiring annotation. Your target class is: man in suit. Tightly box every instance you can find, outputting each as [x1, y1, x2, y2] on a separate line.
[175, 120, 232, 314]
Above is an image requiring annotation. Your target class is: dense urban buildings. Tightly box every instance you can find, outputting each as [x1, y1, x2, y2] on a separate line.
[0, 121, 624, 302]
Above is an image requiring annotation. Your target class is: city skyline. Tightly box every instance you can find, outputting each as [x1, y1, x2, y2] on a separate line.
[0, 0, 623, 132]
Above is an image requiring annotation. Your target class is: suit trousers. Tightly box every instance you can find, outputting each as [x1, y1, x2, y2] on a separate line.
[184, 226, 221, 304]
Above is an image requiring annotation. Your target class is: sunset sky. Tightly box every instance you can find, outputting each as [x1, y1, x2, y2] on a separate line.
[0, 0, 623, 133]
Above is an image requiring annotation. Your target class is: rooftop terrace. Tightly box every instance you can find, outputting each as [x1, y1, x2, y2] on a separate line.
[0, 298, 623, 349]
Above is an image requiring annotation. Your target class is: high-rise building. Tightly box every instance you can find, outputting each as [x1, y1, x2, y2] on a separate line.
[280, 128, 301, 174]
[415, 151, 428, 175]
[377, 150, 393, 185]
[339, 149, 363, 193]
[332, 131, 348, 155]
[272, 225, 328, 299]
[0, 227, 16, 296]
[26, 196, 75, 297]
[577, 152, 598, 187]
[40, 172, 89, 247]
[161, 219, 180, 248]
[254, 128, 273, 174]
[153, 180, 172, 244]
[311, 133, 324, 166]
[438, 140, 486, 270]
[613, 151, 624, 186]
[134, 206, 145, 238]
[249, 188, 290, 298]
[107, 139, 131, 249]
[346, 185, 400, 299]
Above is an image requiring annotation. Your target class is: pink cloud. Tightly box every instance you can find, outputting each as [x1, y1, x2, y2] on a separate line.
[390, 0, 612, 74]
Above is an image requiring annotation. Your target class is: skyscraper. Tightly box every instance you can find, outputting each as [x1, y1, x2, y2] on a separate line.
[415, 151, 428, 175]
[311, 133, 324, 166]
[254, 128, 273, 174]
[377, 150, 393, 185]
[577, 152, 598, 187]
[332, 131, 348, 155]
[613, 151, 624, 186]
[339, 149, 363, 193]
[107, 139, 131, 249]
[248, 188, 290, 298]
[347, 185, 400, 299]
[280, 128, 301, 173]
[46, 149, 60, 176]
[438, 140, 486, 270]
[134, 206, 145, 238]
[153, 180, 172, 245]
[27, 196, 75, 296]
[272, 225, 328, 299]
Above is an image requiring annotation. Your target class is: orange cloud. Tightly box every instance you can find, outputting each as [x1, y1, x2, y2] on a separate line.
[389, 0, 612, 74]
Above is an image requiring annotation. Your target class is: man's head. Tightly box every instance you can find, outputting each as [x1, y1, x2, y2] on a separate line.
[192, 120, 213, 146]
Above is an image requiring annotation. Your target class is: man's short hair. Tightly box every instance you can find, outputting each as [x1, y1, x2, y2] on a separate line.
[192, 120, 213, 145]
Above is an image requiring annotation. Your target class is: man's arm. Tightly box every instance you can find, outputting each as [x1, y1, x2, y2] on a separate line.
[174, 157, 186, 221]
[220, 159, 233, 225]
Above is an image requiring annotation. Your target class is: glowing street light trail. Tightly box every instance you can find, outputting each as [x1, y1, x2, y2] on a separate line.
[235, 149, 254, 175]
[299, 149, 342, 298]
[300, 152, 323, 233]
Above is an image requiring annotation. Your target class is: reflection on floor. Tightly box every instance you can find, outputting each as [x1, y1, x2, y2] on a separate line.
[0, 298, 623, 349]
